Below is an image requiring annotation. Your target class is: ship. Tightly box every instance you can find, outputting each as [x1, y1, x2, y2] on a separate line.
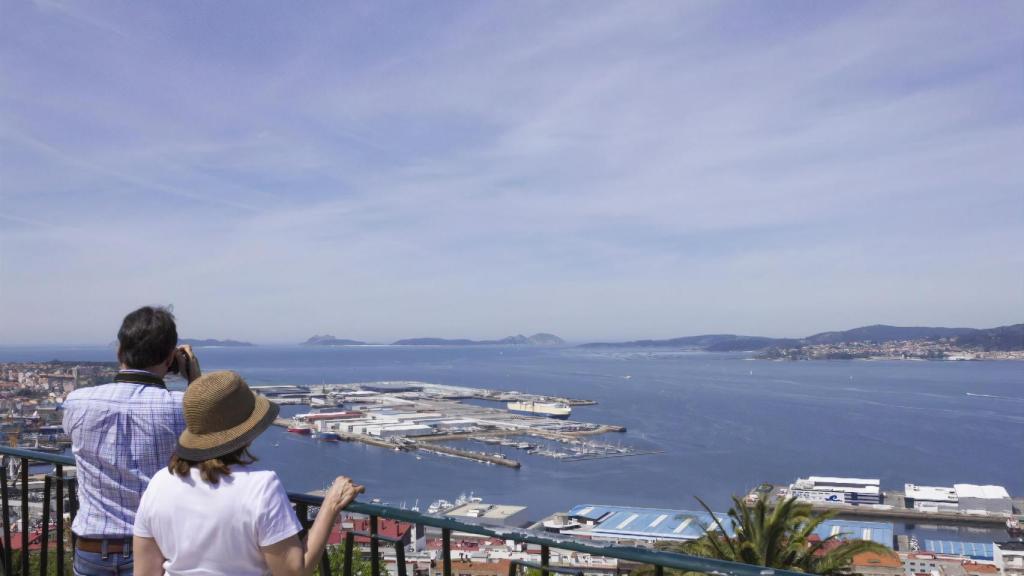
[286, 420, 312, 434]
[312, 430, 341, 441]
[507, 401, 571, 419]
[1008, 517, 1023, 538]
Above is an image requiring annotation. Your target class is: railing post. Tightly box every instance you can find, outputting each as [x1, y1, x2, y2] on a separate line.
[394, 537, 407, 576]
[441, 528, 451, 576]
[295, 503, 310, 539]
[319, 539, 333, 576]
[369, 516, 379, 576]
[343, 532, 354, 576]
[68, 477, 78, 553]
[655, 565, 664, 576]
[540, 545, 550, 576]
[39, 476, 52, 576]
[1, 460, 11, 576]
[20, 459, 29, 576]
[507, 560, 517, 576]
[55, 465, 65, 576]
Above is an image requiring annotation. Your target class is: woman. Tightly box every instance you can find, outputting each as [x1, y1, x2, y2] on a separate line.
[133, 371, 364, 576]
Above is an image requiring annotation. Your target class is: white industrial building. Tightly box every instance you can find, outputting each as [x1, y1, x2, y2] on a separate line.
[954, 484, 1012, 515]
[994, 542, 1024, 576]
[789, 476, 882, 505]
[375, 424, 434, 438]
[904, 484, 959, 512]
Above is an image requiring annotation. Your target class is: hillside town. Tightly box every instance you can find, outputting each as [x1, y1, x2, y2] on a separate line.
[758, 339, 1024, 361]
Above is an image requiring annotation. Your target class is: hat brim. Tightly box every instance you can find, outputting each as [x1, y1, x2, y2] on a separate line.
[176, 394, 279, 461]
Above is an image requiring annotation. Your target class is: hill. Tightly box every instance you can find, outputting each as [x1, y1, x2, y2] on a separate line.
[580, 323, 1023, 352]
[953, 324, 1024, 351]
[581, 334, 789, 351]
[301, 335, 368, 346]
[180, 338, 254, 347]
[803, 325, 976, 344]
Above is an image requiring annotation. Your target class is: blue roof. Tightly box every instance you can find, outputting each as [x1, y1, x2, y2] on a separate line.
[566, 504, 733, 541]
[923, 540, 994, 560]
[812, 520, 894, 548]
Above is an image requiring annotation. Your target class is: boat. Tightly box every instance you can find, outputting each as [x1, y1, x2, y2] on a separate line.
[1008, 517, 1023, 538]
[427, 499, 453, 514]
[312, 431, 340, 441]
[506, 401, 571, 419]
[287, 420, 312, 434]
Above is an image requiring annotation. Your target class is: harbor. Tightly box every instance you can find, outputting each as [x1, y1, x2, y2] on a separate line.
[264, 381, 659, 468]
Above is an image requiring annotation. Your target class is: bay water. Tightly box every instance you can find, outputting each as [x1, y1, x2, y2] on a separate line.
[3, 344, 1021, 543]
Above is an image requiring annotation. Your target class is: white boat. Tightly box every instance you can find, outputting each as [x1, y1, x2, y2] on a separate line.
[507, 401, 571, 419]
[427, 499, 453, 514]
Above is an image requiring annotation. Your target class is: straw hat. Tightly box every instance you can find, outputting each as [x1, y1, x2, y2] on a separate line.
[176, 371, 279, 461]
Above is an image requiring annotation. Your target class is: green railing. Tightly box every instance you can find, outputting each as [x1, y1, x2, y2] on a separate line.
[0, 446, 804, 576]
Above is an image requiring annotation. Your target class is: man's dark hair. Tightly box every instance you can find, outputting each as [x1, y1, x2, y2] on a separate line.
[117, 306, 178, 369]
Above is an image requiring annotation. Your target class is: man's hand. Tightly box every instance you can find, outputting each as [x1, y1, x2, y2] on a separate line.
[324, 476, 365, 516]
[176, 345, 201, 384]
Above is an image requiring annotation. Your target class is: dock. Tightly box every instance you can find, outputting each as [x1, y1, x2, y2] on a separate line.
[413, 441, 521, 468]
[272, 418, 521, 467]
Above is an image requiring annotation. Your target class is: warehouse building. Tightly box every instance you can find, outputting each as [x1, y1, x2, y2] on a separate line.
[954, 484, 1012, 515]
[905, 484, 959, 512]
[789, 476, 882, 505]
[562, 504, 734, 543]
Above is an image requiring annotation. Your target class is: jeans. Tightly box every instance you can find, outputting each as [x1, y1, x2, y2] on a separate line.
[74, 549, 134, 576]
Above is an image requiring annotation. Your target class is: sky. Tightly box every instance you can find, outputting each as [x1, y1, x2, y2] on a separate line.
[1, 1, 1022, 345]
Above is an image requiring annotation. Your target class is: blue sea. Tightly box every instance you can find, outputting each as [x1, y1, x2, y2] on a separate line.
[3, 345, 1021, 542]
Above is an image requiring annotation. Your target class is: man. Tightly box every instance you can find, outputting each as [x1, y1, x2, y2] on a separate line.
[63, 306, 200, 575]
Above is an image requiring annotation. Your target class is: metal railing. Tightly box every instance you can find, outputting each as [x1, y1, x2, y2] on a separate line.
[1, 446, 804, 576]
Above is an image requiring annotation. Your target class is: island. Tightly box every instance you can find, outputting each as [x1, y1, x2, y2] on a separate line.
[392, 333, 565, 346]
[180, 338, 254, 347]
[301, 335, 369, 346]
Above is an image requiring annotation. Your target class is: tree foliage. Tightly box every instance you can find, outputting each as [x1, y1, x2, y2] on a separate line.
[314, 541, 380, 576]
[649, 496, 890, 576]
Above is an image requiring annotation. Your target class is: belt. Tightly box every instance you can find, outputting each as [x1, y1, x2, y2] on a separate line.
[77, 537, 132, 554]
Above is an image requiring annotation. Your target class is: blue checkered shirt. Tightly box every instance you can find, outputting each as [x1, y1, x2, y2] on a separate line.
[62, 370, 185, 538]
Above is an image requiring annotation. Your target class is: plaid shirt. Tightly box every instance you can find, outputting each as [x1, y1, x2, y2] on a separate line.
[62, 370, 185, 538]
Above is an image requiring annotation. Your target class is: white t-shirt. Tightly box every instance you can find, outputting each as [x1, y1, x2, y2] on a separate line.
[134, 465, 303, 575]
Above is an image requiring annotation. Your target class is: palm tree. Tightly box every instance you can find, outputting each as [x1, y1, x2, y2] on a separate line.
[655, 496, 890, 575]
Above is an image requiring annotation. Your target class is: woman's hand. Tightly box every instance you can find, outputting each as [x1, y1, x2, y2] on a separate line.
[323, 476, 365, 516]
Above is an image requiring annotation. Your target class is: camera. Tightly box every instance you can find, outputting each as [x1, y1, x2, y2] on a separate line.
[168, 346, 196, 377]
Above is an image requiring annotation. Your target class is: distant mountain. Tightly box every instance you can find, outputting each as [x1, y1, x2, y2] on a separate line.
[580, 323, 1023, 352]
[180, 338, 254, 347]
[302, 335, 368, 346]
[803, 325, 976, 345]
[392, 333, 565, 346]
[392, 337, 477, 346]
[953, 324, 1024, 351]
[582, 334, 760, 350]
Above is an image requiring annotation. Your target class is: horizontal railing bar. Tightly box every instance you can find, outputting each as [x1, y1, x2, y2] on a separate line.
[510, 559, 583, 575]
[288, 493, 802, 576]
[345, 530, 405, 544]
[2, 446, 810, 576]
[0, 446, 75, 466]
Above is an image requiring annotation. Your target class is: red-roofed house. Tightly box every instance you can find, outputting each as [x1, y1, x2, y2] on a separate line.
[851, 550, 902, 576]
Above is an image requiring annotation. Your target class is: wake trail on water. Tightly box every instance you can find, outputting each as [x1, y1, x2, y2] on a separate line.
[965, 392, 1024, 402]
